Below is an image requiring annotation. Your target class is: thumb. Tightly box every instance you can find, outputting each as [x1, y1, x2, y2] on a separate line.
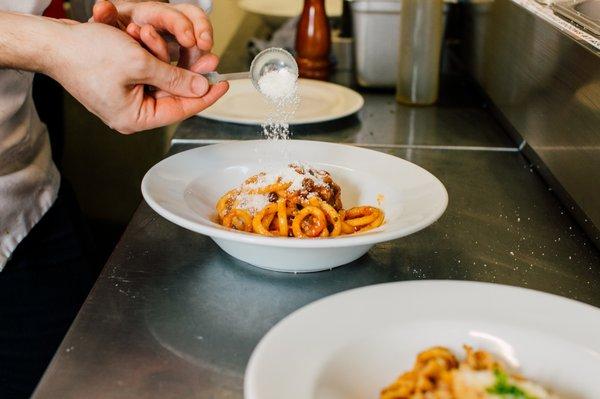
[92, 0, 119, 26]
[145, 57, 209, 98]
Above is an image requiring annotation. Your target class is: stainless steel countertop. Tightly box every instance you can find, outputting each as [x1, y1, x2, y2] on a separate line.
[33, 141, 600, 399]
[33, 29, 600, 399]
[173, 78, 515, 150]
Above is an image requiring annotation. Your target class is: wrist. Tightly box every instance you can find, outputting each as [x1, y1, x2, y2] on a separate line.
[0, 12, 69, 75]
[35, 18, 73, 78]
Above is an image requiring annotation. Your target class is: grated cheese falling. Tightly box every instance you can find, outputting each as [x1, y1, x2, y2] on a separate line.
[257, 68, 299, 140]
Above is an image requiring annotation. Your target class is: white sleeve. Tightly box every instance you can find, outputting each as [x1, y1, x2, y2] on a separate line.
[169, 0, 212, 14]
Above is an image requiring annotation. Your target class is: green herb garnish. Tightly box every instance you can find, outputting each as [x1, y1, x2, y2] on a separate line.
[486, 369, 537, 399]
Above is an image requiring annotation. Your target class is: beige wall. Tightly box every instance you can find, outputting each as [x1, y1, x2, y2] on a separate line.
[211, 0, 247, 56]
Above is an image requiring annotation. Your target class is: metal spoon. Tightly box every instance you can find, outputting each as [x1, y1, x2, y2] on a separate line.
[202, 47, 299, 91]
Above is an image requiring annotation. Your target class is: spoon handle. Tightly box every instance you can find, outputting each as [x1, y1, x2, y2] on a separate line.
[203, 71, 250, 84]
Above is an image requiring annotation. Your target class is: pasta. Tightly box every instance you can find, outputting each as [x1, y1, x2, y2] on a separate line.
[381, 346, 557, 399]
[215, 163, 384, 238]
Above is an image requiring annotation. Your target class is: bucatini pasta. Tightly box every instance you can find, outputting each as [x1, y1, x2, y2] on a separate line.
[381, 346, 557, 399]
[215, 163, 384, 238]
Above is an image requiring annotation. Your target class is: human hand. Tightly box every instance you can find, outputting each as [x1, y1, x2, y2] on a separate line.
[91, 0, 212, 69]
[49, 21, 227, 133]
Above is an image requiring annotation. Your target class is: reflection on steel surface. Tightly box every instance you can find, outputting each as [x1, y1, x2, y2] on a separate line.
[462, 0, 600, 248]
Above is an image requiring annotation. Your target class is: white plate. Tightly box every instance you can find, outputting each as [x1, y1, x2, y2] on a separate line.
[197, 79, 364, 125]
[238, 0, 342, 19]
[141, 140, 447, 272]
[245, 280, 600, 399]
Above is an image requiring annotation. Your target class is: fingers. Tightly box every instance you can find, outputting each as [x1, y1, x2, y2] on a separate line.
[92, 0, 119, 26]
[129, 3, 196, 48]
[189, 53, 219, 74]
[140, 25, 170, 63]
[144, 56, 209, 98]
[174, 4, 213, 51]
[137, 82, 228, 130]
[152, 53, 218, 100]
[177, 46, 202, 70]
[126, 22, 141, 42]
[107, 2, 214, 67]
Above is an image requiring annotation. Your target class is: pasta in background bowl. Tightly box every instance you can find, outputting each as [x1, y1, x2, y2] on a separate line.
[141, 140, 448, 272]
[244, 281, 600, 399]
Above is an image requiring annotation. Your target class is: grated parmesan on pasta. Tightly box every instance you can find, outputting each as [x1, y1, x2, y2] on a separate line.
[232, 163, 332, 215]
[216, 164, 383, 237]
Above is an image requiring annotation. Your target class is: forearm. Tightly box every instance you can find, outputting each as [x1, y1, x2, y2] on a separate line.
[0, 11, 65, 74]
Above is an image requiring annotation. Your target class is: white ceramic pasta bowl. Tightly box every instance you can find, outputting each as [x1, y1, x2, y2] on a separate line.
[141, 140, 448, 272]
[244, 281, 600, 399]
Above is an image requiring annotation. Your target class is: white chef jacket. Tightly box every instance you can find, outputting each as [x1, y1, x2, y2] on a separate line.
[0, 0, 59, 270]
[0, 0, 211, 270]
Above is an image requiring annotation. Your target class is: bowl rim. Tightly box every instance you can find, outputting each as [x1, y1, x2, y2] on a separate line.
[243, 280, 600, 399]
[141, 140, 449, 249]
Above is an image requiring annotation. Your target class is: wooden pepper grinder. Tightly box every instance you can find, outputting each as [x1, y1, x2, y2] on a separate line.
[295, 0, 331, 80]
